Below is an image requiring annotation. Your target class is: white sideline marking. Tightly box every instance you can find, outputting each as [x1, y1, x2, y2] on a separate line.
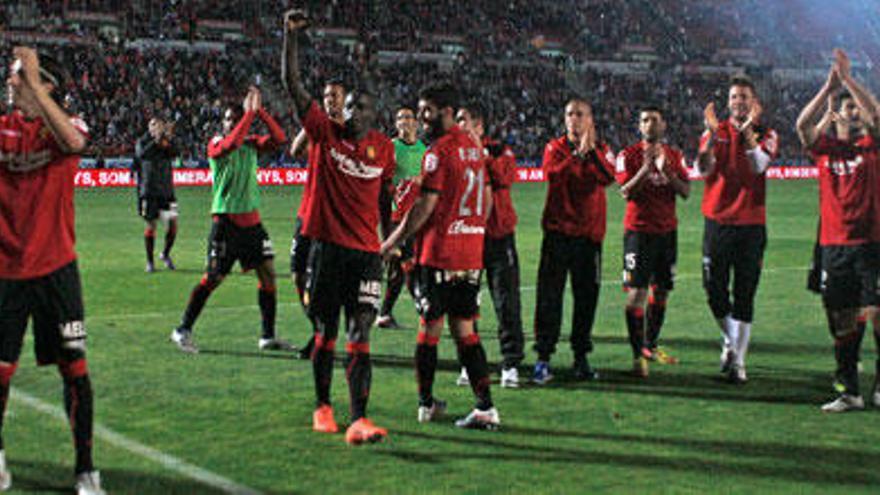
[10, 388, 263, 495]
[88, 265, 807, 322]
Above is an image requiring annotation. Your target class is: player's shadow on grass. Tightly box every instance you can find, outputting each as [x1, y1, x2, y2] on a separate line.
[8, 458, 293, 495]
[387, 429, 880, 487]
[547, 367, 830, 405]
[198, 348, 299, 361]
[592, 335, 828, 354]
[195, 347, 472, 373]
[193, 349, 467, 373]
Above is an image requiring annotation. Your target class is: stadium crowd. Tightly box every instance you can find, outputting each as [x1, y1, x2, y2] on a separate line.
[2, 0, 879, 163]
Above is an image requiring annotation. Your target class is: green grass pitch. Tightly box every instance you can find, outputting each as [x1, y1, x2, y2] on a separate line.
[5, 179, 880, 494]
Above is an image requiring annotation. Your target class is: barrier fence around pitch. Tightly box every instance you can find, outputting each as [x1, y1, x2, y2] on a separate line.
[73, 165, 820, 188]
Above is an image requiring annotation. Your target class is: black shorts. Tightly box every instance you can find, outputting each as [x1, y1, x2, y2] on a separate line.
[412, 266, 481, 323]
[289, 216, 312, 276]
[622, 230, 677, 291]
[305, 241, 383, 324]
[0, 261, 86, 365]
[206, 216, 274, 276]
[138, 196, 178, 222]
[820, 243, 880, 310]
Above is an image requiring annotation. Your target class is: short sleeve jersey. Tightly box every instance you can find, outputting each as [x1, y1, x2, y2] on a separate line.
[416, 126, 488, 270]
[615, 142, 689, 234]
[700, 120, 778, 225]
[811, 134, 877, 246]
[301, 101, 395, 253]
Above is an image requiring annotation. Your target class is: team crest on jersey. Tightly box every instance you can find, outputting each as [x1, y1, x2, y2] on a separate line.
[366, 146, 376, 160]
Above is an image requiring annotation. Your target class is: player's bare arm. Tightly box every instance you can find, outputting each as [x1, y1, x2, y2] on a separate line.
[282, 9, 314, 117]
[697, 102, 718, 176]
[835, 48, 880, 135]
[13, 47, 85, 154]
[380, 191, 439, 260]
[290, 129, 308, 159]
[796, 65, 839, 148]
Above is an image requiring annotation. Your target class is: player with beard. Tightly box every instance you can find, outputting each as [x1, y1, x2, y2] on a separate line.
[615, 105, 689, 377]
[532, 98, 616, 385]
[284, 10, 394, 444]
[0, 47, 105, 495]
[170, 86, 292, 353]
[697, 76, 778, 384]
[382, 83, 501, 430]
[289, 80, 346, 358]
[376, 106, 426, 329]
[454, 102, 524, 388]
[133, 115, 179, 273]
[796, 49, 880, 412]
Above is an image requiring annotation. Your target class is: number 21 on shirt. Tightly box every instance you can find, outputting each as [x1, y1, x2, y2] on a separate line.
[458, 147, 484, 217]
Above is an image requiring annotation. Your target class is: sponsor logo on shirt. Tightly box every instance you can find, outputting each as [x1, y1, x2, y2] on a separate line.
[827, 155, 863, 176]
[447, 219, 485, 235]
[0, 149, 53, 172]
[329, 146, 384, 179]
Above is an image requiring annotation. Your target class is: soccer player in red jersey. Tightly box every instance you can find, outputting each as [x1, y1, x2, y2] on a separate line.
[696, 76, 778, 384]
[289, 79, 346, 302]
[532, 98, 616, 385]
[796, 49, 880, 412]
[455, 102, 525, 389]
[381, 83, 501, 430]
[284, 10, 394, 444]
[170, 86, 291, 354]
[0, 47, 105, 495]
[616, 105, 690, 378]
[289, 80, 346, 359]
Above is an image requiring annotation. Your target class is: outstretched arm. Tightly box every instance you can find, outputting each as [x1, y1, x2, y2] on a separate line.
[282, 10, 314, 118]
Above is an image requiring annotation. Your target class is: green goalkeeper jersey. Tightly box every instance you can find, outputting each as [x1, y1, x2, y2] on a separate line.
[209, 144, 260, 214]
[393, 138, 426, 183]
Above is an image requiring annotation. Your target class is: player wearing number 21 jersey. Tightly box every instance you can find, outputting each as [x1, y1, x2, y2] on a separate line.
[381, 83, 501, 430]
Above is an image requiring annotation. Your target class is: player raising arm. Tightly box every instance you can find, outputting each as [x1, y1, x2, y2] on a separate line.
[0, 47, 104, 495]
[796, 50, 880, 412]
[283, 10, 395, 445]
[170, 86, 292, 353]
